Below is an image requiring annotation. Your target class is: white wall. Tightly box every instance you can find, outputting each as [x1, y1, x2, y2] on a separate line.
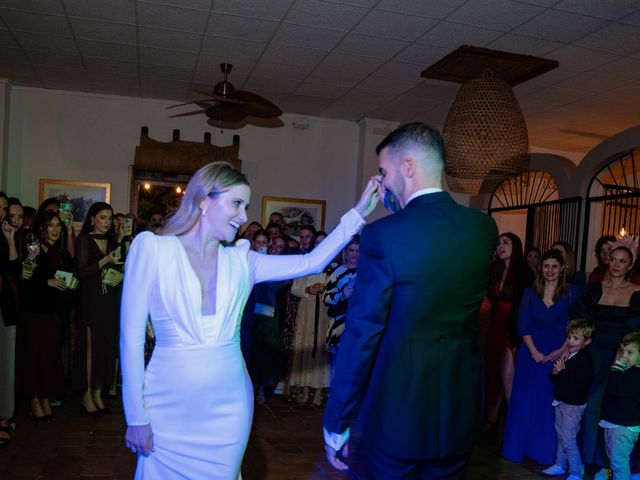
[7, 87, 360, 230]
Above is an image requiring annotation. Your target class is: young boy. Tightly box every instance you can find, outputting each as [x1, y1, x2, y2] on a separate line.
[598, 331, 640, 480]
[543, 319, 594, 480]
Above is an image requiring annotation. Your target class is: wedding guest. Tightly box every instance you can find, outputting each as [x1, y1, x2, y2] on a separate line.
[72, 202, 123, 415]
[269, 211, 284, 228]
[7, 198, 25, 259]
[324, 236, 360, 372]
[478, 232, 533, 432]
[7, 198, 24, 231]
[552, 241, 586, 291]
[36, 198, 75, 258]
[543, 320, 594, 480]
[571, 240, 640, 471]
[242, 221, 262, 241]
[269, 236, 286, 255]
[249, 246, 288, 405]
[299, 225, 316, 254]
[525, 247, 541, 275]
[288, 231, 331, 406]
[503, 249, 577, 465]
[16, 211, 72, 422]
[266, 222, 283, 240]
[252, 230, 269, 254]
[22, 206, 36, 230]
[284, 236, 300, 254]
[0, 192, 20, 447]
[597, 331, 640, 480]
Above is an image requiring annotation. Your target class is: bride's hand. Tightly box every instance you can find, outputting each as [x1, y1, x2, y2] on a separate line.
[354, 176, 382, 218]
[125, 424, 155, 456]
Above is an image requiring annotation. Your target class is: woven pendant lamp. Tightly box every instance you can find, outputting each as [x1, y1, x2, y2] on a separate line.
[443, 72, 529, 194]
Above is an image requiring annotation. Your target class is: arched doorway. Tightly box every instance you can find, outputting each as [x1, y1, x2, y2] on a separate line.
[580, 149, 640, 272]
[489, 170, 582, 254]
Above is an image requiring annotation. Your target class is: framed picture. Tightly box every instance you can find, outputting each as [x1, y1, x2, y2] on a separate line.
[39, 179, 111, 230]
[262, 196, 326, 238]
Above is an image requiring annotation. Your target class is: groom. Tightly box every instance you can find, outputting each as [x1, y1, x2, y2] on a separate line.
[323, 123, 497, 479]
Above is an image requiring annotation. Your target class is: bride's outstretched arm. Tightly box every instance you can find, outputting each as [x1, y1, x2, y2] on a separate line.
[249, 177, 380, 284]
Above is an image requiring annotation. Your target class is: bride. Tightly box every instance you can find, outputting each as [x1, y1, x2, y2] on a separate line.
[120, 162, 379, 479]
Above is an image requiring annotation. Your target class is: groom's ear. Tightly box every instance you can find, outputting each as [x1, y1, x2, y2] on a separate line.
[401, 156, 416, 178]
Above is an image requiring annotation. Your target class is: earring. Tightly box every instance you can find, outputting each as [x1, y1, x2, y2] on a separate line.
[201, 208, 207, 217]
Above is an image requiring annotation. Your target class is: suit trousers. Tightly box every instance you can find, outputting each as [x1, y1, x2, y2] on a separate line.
[362, 434, 470, 480]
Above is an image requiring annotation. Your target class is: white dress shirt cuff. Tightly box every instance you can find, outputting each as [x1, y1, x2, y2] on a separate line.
[323, 427, 350, 451]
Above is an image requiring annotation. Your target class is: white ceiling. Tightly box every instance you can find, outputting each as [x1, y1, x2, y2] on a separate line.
[1, 0, 640, 154]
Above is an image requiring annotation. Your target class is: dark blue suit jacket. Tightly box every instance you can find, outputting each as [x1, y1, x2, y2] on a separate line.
[323, 191, 497, 459]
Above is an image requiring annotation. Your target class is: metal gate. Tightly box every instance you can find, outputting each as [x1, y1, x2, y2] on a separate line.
[489, 170, 582, 255]
[580, 150, 640, 270]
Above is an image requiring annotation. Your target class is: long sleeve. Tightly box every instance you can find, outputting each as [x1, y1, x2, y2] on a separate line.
[517, 288, 534, 337]
[120, 232, 158, 426]
[248, 209, 364, 284]
[323, 222, 391, 434]
[323, 267, 346, 306]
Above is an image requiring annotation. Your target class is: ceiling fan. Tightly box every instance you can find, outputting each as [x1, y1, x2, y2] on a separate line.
[167, 63, 284, 129]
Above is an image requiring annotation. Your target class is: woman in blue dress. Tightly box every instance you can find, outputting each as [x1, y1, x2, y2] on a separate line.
[503, 249, 578, 464]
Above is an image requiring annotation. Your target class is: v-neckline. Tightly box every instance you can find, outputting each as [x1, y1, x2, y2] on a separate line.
[91, 235, 108, 256]
[174, 237, 221, 317]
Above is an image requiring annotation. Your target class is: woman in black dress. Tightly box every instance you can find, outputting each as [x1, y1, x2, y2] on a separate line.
[17, 211, 72, 421]
[72, 202, 122, 415]
[571, 242, 640, 470]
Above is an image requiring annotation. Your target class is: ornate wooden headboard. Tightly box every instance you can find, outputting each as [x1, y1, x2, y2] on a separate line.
[129, 128, 242, 215]
[133, 127, 241, 174]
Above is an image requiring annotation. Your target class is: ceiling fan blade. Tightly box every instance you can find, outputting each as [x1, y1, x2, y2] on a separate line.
[204, 103, 247, 123]
[166, 99, 214, 110]
[233, 90, 282, 118]
[207, 117, 249, 130]
[247, 116, 285, 128]
[168, 109, 208, 118]
[192, 89, 242, 104]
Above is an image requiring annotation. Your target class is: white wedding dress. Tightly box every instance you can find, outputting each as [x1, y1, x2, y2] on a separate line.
[120, 209, 364, 480]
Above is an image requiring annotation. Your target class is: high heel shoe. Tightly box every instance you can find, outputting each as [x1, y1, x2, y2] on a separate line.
[83, 405, 101, 417]
[30, 411, 48, 423]
[44, 414, 56, 422]
[97, 407, 112, 415]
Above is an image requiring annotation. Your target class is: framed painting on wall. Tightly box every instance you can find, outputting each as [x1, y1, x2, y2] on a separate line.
[39, 179, 111, 231]
[261, 196, 326, 238]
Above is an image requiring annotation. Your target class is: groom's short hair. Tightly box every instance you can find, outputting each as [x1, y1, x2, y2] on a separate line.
[375, 122, 445, 167]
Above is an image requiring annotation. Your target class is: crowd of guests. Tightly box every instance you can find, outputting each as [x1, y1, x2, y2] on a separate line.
[1, 188, 639, 480]
[484, 232, 640, 480]
[237, 212, 361, 408]
[0, 193, 164, 448]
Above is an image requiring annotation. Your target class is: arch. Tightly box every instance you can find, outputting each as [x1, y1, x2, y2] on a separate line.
[574, 125, 640, 198]
[489, 170, 558, 211]
[527, 153, 575, 198]
[472, 153, 575, 210]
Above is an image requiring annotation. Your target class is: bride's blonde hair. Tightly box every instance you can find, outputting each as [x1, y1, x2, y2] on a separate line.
[159, 162, 249, 237]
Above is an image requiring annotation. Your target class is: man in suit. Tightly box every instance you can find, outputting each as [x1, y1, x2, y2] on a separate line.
[323, 122, 497, 479]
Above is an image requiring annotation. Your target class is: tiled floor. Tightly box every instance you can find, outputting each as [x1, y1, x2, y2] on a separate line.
[0, 395, 564, 479]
